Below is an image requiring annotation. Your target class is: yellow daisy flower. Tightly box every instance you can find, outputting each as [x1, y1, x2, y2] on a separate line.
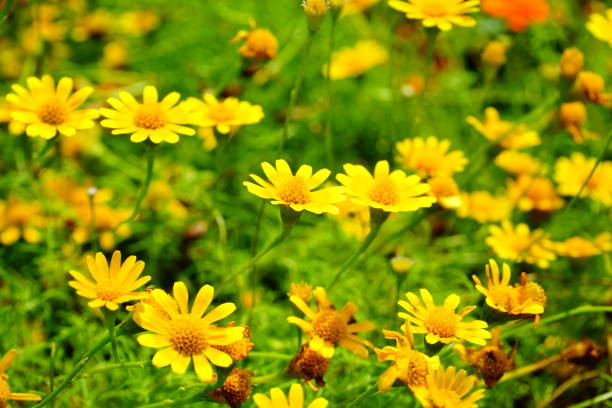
[486, 220, 556, 268]
[0, 350, 41, 406]
[395, 136, 468, 178]
[554, 153, 612, 206]
[586, 9, 612, 47]
[6, 75, 98, 139]
[253, 383, 328, 408]
[472, 259, 545, 317]
[554, 233, 611, 259]
[68, 251, 151, 311]
[398, 289, 490, 346]
[388, 0, 480, 31]
[466, 107, 540, 149]
[456, 191, 512, 223]
[287, 286, 375, 358]
[326, 40, 388, 80]
[375, 324, 440, 393]
[336, 160, 436, 212]
[494, 150, 541, 176]
[243, 159, 345, 214]
[100, 85, 195, 144]
[415, 365, 485, 408]
[230, 19, 278, 60]
[187, 93, 264, 135]
[427, 175, 462, 209]
[136, 282, 245, 383]
[507, 175, 564, 212]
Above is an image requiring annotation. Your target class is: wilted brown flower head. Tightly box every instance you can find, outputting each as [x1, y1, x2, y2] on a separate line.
[288, 344, 330, 391]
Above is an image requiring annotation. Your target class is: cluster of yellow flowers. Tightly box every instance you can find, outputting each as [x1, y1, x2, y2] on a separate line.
[4, 76, 264, 145]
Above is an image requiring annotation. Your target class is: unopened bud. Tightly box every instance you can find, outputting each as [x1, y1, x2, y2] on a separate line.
[302, 0, 329, 33]
[560, 47, 583, 78]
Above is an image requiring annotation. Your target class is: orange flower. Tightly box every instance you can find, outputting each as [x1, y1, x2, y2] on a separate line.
[482, 0, 549, 32]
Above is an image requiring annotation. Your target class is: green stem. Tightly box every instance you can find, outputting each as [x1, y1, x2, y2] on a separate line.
[81, 361, 152, 378]
[562, 129, 612, 214]
[324, 16, 338, 168]
[104, 310, 119, 362]
[138, 395, 207, 408]
[249, 200, 266, 308]
[116, 144, 156, 230]
[328, 209, 389, 289]
[33, 329, 126, 408]
[252, 371, 288, 385]
[247, 351, 292, 360]
[568, 391, 612, 408]
[281, 31, 315, 150]
[345, 384, 379, 408]
[501, 305, 612, 339]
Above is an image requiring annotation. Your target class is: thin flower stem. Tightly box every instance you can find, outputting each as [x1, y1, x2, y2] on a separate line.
[568, 390, 612, 408]
[252, 371, 288, 385]
[115, 144, 156, 230]
[249, 200, 266, 308]
[534, 369, 599, 408]
[345, 384, 379, 408]
[33, 329, 126, 408]
[499, 355, 562, 383]
[281, 31, 315, 150]
[137, 395, 208, 408]
[562, 128, 612, 213]
[324, 16, 338, 168]
[104, 310, 119, 362]
[81, 361, 152, 378]
[248, 351, 293, 360]
[501, 305, 612, 339]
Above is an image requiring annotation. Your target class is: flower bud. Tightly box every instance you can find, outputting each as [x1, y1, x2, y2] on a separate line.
[302, 0, 329, 33]
[482, 41, 506, 67]
[560, 47, 583, 78]
[390, 256, 414, 274]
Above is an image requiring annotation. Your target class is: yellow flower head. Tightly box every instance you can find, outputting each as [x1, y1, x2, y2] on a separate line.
[456, 191, 512, 223]
[559, 47, 584, 78]
[0, 350, 41, 406]
[586, 9, 612, 47]
[375, 324, 440, 393]
[231, 20, 278, 60]
[388, 0, 480, 31]
[100, 85, 195, 144]
[554, 233, 611, 259]
[187, 93, 264, 135]
[254, 383, 328, 408]
[390, 255, 415, 274]
[399, 289, 490, 346]
[342, 0, 380, 15]
[244, 159, 345, 214]
[574, 71, 611, 106]
[427, 175, 462, 209]
[136, 282, 245, 383]
[337, 160, 436, 212]
[303, 0, 330, 17]
[486, 220, 556, 268]
[554, 153, 612, 206]
[559, 101, 598, 144]
[472, 259, 545, 317]
[0, 197, 45, 246]
[68, 251, 151, 310]
[6, 75, 98, 139]
[326, 40, 388, 80]
[481, 40, 507, 67]
[507, 175, 564, 212]
[466, 107, 540, 149]
[494, 150, 541, 176]
[287, 286, 375, 358]
[396, 136, 468, 178]
[415, 365, 485, 408]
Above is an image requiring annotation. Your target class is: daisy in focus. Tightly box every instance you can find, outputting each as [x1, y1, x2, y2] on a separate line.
[287, 286, 375, 358]
[68, 251, 150, 310]
[100, 85, 195, 144]
[336, 160, 436, 213]
[472, 259, 546, 320]
[0, 350, 41, 406]
[253, 383, 328, 408]
[244, 159, 345, 214]
[187, 93, 264, 135]
[136, 282, 245, 383]
[395, 136, 468, 178]
[6, 75, 98, 139]
[486, 221, 556, 268]
[586, 8, 612, 47]
[326, 40, 388, 80]
[467, 107, 540, 149]
[375, 324, 440, 393]
[398, 289, 491, 346]
[415, 365, 485, 408]
[388, 0, 480, 31]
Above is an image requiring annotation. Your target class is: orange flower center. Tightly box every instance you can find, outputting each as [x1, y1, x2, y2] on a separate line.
[134, 106, 167, 129]
[402, 350, 429, 387]
[488, 286, 519, 312]
[168, 316, 208, 355]
[424, 307, 458, 338]
[39, 100, 67, 125]
[278, 177, 311, 205]
[96, 287, 123, 301]
[246, 30, 276, 57]
[369, 178, 399, 206]
[208, 105, 235, 123]
[313, 311, 346, 343]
